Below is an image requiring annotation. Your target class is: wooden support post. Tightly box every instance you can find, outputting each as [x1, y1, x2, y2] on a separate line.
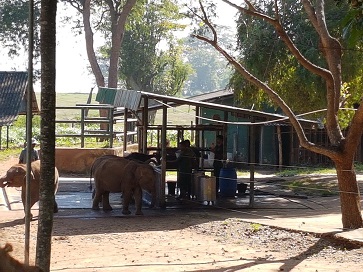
[123, 108, 128, 154]
[142, 98, 148, 153]
[249, 120, 256, 207]
[109, 108, 114, 148]
[81, 108, 85, 148]
[223, 110, 228, 160]
[195, 106, 200, 148]
[277, 125, 283, 171]
[160, 102, 167, 208]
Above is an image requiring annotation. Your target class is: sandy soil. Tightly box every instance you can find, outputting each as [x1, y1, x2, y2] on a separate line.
[1, 157, 363, 272]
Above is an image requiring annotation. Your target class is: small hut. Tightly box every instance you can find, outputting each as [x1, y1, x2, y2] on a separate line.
[0, 71, 39, 148]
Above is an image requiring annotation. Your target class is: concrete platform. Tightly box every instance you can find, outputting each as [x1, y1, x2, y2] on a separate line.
[1, 176, 363, 246]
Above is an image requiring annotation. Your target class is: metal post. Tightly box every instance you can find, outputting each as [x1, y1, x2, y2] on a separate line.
[24, 0, 34, 265]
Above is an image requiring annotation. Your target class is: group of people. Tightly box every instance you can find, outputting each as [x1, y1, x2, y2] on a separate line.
[173, 135, 224, 200]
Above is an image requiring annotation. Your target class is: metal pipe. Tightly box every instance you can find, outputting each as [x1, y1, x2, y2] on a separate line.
[24, 0, 34, 265]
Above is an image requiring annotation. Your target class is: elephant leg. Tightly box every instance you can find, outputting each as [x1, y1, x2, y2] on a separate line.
[122, 189, 132, 215]
[21, 188, 33, 220]
[134, 186, 143, 216]
[92, 189, 103, 210]
[102, 191, 113, 211]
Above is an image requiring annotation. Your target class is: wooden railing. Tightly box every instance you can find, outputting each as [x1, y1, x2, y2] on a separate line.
[55, 104, 137, 148]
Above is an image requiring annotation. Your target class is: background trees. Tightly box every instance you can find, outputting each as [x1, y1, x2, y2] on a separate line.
[117, 0, 191, 95]
[230, 0, 363, 119]
[191, 0, 363, 229]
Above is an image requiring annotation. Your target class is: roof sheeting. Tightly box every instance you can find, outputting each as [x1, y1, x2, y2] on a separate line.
[97, 87, 318, 127]
[0, 71, 39, 126]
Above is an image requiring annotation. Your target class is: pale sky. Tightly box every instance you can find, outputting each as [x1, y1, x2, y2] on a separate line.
[0, 1, 238, 93]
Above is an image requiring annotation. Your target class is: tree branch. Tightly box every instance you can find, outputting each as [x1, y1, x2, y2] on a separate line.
[192, 32, 339, 159]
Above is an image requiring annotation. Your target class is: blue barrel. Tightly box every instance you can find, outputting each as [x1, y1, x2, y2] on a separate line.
[219, 168, 237, 197]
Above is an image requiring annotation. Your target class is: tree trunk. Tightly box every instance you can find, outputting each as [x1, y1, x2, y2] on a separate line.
[83, 0, 105, 87]
[335, 161, 363, 229]
[36, 1, 57, 271]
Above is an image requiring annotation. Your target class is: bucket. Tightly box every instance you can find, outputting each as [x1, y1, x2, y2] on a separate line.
[219, 168, 237, 197]
[192, 171, 205, 199]
[198, 176, 216, 201]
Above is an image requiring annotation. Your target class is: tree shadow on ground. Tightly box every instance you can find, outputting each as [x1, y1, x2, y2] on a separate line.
[181, 236, 359, 272]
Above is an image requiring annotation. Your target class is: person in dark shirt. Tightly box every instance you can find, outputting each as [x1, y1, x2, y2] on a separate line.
[211, 135, 224, 193]
[19, 138, 39, 164]
[175, 140, 196, 200]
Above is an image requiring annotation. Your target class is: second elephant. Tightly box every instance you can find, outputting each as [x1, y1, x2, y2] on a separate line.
[0, 160, 59, 217]
[91, 156, 156, 215]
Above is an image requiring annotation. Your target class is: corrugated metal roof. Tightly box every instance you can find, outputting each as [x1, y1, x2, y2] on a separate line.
[99, 87, 318, 127]
[0, 71, 39, 126]
[188, 89, 233, 103]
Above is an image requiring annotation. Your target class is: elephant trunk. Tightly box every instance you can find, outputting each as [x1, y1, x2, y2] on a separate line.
[0, 176, 6, 188]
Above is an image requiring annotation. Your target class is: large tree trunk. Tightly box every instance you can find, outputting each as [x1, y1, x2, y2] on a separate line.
[83, 0, 105, 87]
[36, 0, 57, 271]
[195, 0, 363, 229]
[80, 0, 137, 137]
[335, 160, 363, 229]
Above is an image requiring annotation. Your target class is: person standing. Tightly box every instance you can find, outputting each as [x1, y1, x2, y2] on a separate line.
[211, 135, 224, 194]
[19, 138, 39, 164]
[175, 140, 196, 200]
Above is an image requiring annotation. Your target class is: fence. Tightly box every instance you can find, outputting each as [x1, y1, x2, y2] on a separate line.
[56, 104, 136, 148]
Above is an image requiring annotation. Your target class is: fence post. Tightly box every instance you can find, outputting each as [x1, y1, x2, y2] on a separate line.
[81, 108, 85, 148]
[109, 107, 114, 148]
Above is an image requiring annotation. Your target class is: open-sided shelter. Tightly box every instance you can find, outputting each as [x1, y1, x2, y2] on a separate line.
[0, 71, 39, 148]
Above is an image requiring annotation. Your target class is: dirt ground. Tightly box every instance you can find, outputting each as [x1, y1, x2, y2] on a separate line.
[1, 157, 363, 272]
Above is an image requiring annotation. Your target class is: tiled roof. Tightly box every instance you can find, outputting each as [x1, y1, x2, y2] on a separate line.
[0, 71, 39, 126]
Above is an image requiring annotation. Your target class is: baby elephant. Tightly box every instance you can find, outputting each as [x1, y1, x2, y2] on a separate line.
[91, 156, 156, 215]
[0, 243, 43, 272]
[0, 160, 59, 217]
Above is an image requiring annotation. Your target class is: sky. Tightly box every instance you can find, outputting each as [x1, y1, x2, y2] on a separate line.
[0, 1, 238, 93]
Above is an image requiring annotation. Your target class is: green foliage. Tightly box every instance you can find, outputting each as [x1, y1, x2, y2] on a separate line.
[230, 0, 362, 125]
[286, 179, 338, 197]
[339, 1, 363, 45]
[250, 223, 262, 232]
[0, 0, 40, 58]
[147, 130, 192, 147]
[117, 0, 191, 96]
[277, 167, 336, 177]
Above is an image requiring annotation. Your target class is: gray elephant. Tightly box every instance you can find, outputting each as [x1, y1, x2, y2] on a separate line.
[0, 160, 59, 217]
[91, 156, 156, 215]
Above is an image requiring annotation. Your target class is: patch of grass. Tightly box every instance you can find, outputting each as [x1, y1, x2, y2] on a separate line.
[250, 223, 262, 232]
[0, 147, 22, 161]
[354, 163, 363, 173]
[286, 178, 338, 196]
[277, 167, 336, 177]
